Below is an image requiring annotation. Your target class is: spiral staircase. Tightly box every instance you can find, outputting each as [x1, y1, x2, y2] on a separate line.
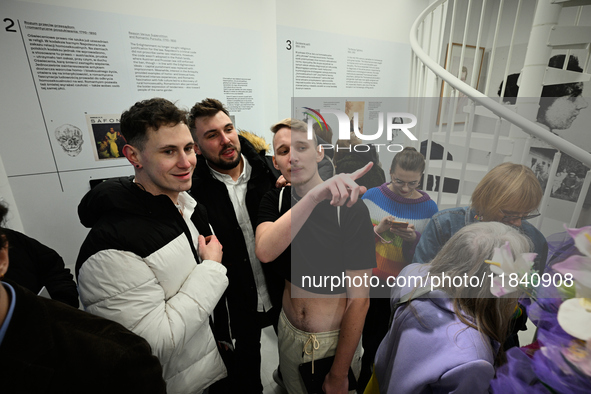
[409, 0, 591, 234]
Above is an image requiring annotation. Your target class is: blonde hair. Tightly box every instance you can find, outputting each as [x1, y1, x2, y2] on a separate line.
[471, 162, 542, 221]
[270, 118, 315, 145]
[428, 222, 532, 366]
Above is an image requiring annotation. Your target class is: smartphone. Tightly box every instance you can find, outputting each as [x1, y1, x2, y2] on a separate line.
[388, 220, 409, 229]
[299, 356, 357, 393]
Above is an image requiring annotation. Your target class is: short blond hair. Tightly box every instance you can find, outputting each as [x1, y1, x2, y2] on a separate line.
[471, 162, 542, 220]
[270, 118, 315, 145]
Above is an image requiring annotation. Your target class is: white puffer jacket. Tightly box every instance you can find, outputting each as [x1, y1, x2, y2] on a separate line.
[76, 178, 228, 394]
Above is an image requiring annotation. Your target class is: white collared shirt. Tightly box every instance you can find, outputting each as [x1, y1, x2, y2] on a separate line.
[208, 155, 272, 312]
[177, 192, 203, 261]
[134, 179, 203, 256]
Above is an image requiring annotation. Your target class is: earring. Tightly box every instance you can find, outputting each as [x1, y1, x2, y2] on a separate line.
[135, 164, 141, 168]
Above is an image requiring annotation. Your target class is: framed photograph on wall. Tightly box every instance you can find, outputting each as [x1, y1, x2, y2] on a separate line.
[437, 43, 485, 125]
[86, 114, 127, 161]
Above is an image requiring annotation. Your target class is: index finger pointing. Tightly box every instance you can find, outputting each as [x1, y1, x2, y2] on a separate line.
[351, 162, 374, 180]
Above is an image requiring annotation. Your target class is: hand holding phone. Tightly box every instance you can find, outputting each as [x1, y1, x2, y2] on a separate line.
[391, 222, 417, 243]
[387, 218, 409, 229]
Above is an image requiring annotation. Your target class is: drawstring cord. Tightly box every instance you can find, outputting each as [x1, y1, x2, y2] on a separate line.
[302, 334, 320, 373]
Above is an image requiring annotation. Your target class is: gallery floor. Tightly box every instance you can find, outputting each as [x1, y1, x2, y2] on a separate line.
[261, 325, 286, 394]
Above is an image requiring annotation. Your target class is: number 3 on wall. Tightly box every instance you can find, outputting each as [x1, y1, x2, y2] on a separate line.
[4, 18, 17, 32]
[286, 40, 291, 50]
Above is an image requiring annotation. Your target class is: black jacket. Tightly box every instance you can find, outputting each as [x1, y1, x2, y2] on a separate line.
[0, 280, 166, 394]
[190, 136, 283, 338]
[74, 177, 228, 392]
[76, 177, 212, 277]
[4, 229, 79, 308]
[334, 147, 386, 190]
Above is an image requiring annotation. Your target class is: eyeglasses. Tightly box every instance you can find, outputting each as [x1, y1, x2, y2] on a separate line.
[392, 178, 420, 188]
[500, 209, 541, 222]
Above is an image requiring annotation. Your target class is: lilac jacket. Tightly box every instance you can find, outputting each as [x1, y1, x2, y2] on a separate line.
[374, 264, 497, 393]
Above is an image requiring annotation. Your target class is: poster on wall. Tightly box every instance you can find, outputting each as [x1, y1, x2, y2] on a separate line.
[437, 43, 485, 125]
[0, 0, 264, 176]
[86, 115, 126, 161]
[528, 145, 591, 204]
[486, 43, 591, 227]
[526, 82, 591, 211]
[291, 96, 419, 177]
[276, 26, 412, 129]
[0, 0, 265, 269]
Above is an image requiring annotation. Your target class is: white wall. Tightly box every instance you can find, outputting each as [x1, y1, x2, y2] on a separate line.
[3, 0, 429, 276]
[277, 0, 428, 43]
[5, 0, 589, 282]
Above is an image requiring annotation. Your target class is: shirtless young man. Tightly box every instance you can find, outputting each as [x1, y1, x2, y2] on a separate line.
[256, 119, 376, 393]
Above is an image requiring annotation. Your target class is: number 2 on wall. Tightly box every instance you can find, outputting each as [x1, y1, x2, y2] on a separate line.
[4, 18, 17, 32]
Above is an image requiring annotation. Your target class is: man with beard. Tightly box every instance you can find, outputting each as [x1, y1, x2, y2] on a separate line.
[189, 98, 283, 393]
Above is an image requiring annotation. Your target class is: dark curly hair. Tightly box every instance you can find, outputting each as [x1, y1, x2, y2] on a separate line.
[499, 55, 584, 103]
[497, 55, 584, 127]
[542, 54, 584, 98]
[120, 98, 188, 150]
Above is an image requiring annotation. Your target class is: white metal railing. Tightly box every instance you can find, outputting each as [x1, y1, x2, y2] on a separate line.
[410, 0, 591, 228]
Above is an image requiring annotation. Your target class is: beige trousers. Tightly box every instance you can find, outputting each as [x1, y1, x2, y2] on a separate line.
[277, 309, 362, 394]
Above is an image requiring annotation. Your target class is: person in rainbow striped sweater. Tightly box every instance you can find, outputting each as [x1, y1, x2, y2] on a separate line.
[362, 147, 439, 279]
[357, 146, 438, 391]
